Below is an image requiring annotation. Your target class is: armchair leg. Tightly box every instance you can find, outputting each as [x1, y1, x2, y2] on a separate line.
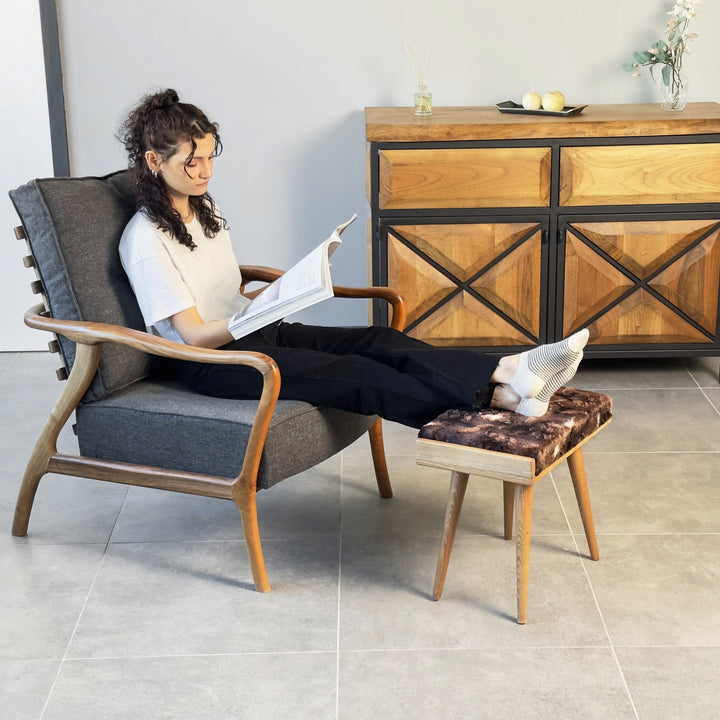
[234, 486, 271, 592]
[12, 461, 46, 537]
[369, 418, 393, 499]
[14, 342, 101, 537]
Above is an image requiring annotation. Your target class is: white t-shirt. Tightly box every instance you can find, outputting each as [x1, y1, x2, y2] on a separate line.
[119, 211, 251, 343]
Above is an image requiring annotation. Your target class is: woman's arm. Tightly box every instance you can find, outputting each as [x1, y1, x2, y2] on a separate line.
[170, 306, 234, 349]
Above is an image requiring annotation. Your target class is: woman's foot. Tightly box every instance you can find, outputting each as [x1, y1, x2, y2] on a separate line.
[509, 329, 589, 400]
[490, 329, 589, 417]
[514, 356, 582, 416]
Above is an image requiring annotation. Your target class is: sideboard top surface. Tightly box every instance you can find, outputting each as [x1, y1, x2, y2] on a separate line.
[365, 103, 720, 142]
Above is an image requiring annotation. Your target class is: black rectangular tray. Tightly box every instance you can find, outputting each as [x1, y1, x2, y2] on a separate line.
[495, 100, 587, 117]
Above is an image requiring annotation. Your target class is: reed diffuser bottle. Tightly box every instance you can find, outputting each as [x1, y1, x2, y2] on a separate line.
[406, 42, 432, 115]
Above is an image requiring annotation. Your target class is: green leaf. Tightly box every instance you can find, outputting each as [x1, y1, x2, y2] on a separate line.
[662, 64, 671, 86]
[633, 50, 652, 63]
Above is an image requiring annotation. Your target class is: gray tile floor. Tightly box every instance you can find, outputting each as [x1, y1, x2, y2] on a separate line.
[2, 351, 720, 719]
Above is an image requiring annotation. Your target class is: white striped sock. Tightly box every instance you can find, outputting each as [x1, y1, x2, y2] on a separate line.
[514, 353, 583, 417]
[510, 328, 589, 400]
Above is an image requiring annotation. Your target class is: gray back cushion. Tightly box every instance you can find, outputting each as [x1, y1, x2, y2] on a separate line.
[9, 171, 159, 400]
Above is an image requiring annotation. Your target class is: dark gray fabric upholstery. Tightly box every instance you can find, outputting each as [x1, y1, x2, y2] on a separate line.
[9, 172, 154, 400]
[10, 172, 378, 485]
[76, 377, 376, 487]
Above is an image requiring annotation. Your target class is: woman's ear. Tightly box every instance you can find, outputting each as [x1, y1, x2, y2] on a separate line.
[145, 150, 161, 173]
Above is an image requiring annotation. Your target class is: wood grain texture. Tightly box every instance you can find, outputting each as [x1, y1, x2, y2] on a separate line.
[581, 289, 711, 344]
[567, 448, 599, 562]
[514, 483, 534, 625]
[406, 292, 533, 347]
[560, 143, 720, 206]
[379, 147, 551, 209]
[432, 471, 469, 600]
[366, 103, 720, 142]
[388, 223, 542, 345]
[416, 438, 536, 484]
[568, 220, 718, 279]
[563, 222, 720, 339]
[649, 229, 720, 332]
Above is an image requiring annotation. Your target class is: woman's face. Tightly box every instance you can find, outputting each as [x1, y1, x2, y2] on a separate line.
[147, 132, 215, 207]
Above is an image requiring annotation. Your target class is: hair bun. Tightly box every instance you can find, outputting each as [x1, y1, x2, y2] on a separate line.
[149, 89, 179, 111]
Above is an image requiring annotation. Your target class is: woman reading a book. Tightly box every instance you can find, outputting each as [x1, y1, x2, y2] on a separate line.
[119, 89, 588, 429]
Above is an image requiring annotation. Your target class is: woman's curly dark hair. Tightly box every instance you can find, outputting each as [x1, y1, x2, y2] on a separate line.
[118, 88, 226, 250]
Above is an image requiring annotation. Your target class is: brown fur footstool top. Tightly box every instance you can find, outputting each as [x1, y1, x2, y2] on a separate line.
[418, 386, 613, 476]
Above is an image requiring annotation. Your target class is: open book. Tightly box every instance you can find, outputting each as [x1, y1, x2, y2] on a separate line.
[228, 214, 357, 339]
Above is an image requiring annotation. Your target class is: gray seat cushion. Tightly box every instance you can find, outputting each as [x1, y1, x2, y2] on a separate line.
[76, 377, 376, 487]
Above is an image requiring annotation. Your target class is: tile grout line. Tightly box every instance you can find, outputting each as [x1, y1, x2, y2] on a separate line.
[38, 488, 129, 720]
[550, 472, 640, 720]
[335, 451, 344, 720]
[0, 351, 19, 379]
[37, 547, 109, 720]
[685, 364, 720, 416]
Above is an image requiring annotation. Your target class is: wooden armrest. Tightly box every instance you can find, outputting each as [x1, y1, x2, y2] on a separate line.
[239, 264, 283, 284]
[239, 265, 407, 332]
[23, 304, 281, 495]
[24, 304, 279, 379]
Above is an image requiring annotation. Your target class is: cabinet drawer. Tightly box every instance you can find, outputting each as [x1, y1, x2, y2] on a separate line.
[560, 143, 720, 206]
[378, 147, 551, 210]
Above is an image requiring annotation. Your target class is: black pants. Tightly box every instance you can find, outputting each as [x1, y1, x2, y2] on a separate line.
[174, 322, 499, 428]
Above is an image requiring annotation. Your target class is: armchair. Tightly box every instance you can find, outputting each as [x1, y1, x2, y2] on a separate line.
[9, 170, 406, 592]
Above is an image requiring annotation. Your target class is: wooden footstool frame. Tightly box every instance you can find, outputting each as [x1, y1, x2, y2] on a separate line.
[416, 388, 611, 624]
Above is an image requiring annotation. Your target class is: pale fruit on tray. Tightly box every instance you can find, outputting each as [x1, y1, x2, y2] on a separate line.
[541, 90, 565, 112]
[521, 91, 542, 110]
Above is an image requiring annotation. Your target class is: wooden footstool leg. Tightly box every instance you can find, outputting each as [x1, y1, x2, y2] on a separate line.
[514, 483, 534, 624]
[433, 470, 469, 600]
[567, 447, 599, 561]
[503, 482, 515, 540]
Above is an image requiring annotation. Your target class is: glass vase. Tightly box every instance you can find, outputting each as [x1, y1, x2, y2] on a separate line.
[660, 73, 688, 112]
[413, 89, 432, 116]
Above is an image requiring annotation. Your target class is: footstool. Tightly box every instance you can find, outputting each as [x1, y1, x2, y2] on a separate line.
[417, 386, 612, 624]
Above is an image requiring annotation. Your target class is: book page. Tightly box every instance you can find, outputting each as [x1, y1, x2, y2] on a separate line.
[228, 214, 355, 338]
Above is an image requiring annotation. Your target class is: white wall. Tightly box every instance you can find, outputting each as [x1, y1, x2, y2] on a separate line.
[0, 3, 54, 350]
[6, 0, 720, 342]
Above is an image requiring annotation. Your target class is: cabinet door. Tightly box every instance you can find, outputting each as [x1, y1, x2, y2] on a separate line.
[559, 217, 720, 345]
[382, 220, 547, 347]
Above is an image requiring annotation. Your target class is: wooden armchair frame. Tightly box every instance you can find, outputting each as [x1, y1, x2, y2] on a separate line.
[13, 230, 406, 593]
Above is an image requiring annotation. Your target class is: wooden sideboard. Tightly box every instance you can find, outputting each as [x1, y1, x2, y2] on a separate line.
[365, 103, 720, 359]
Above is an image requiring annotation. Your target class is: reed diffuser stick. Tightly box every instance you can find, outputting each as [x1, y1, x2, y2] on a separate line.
[405, 42, 430, 92]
